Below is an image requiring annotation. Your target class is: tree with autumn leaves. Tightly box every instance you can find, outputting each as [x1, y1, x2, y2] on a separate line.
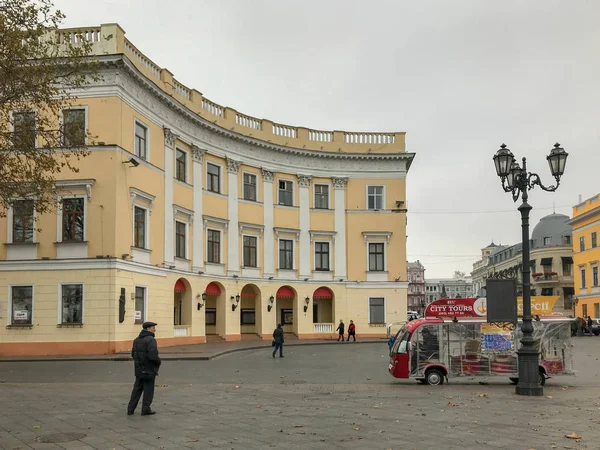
[0, 0, 97, 217]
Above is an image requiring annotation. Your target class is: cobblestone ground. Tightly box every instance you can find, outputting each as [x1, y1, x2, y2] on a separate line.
[1, 337, 599, 450]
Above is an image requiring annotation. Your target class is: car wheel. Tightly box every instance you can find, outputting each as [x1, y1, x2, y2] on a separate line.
[539, 371, 546, 386]
[425, 369, 444, 386]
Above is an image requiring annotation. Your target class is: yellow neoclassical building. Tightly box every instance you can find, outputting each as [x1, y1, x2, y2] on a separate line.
[0, 24, 414, 356]
[569, 194, 600, 319]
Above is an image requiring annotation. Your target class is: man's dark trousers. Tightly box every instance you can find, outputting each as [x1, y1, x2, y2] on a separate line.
[127, 376, 155, 414]
[273, 343, 283, 357]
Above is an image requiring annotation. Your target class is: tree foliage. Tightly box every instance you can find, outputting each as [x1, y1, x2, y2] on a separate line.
[0, 0, 97, 216]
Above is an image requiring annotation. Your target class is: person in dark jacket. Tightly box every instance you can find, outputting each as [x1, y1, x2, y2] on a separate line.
[272, 323, 284, 358]
[347, 320, 356, 342]
[127, 321, 161, 416]
[587, 316, 594, 335]
[336, 319, 345, 342]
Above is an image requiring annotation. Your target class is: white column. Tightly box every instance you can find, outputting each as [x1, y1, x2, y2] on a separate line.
[262, 169, 275, 277]
[298, 175, 312, 279]
[192, 145, 205, 273]
[332, 177, 348, 280]
[227, 158, 241, 276]
[163, 128, 178, 266]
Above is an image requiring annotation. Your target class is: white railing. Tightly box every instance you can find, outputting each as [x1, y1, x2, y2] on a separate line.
[124, 39, 161, 79]
[313, 323, 334, 333]
[236, 113, 261, 130]
[173, 79, 191, 100]
[59, 28, 101, 45]
[273, 124, 297, 138]
[308, 130, 333, 142]
[202, 98, 225, 117]
[344, 132, 395, 144]
[174, 325, 189, 337]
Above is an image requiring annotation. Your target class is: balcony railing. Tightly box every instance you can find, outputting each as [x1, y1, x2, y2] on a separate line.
[313, 323, 334, 333]
[533, 273, 559, 283]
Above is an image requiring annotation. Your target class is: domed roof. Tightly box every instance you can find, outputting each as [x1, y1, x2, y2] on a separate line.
[531, 213, 571, 247]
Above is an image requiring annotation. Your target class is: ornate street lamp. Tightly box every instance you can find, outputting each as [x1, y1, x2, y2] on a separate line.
[493, 142, 568, 396]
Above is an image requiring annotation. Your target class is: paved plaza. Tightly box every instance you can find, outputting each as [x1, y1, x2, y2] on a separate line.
[1, 338, 599, 450]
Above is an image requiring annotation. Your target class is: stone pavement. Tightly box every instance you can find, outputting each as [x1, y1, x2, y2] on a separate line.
[0, 337, 599, 449]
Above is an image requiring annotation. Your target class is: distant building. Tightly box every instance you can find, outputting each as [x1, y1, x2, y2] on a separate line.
[470, 213, 574, 314]
[425, 277, 474, 303]
[407, 260, 426, 313]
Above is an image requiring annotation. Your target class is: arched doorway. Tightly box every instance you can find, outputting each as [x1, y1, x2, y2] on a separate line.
[276, 285, 297, 335]
[240, 284, 261, 338]
[312, 287, 334, 334]
[173, 278, 192, 337]
[204, 281, 226, 340]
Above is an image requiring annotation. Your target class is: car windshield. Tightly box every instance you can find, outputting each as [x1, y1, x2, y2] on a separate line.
[391, 327, 409, 354]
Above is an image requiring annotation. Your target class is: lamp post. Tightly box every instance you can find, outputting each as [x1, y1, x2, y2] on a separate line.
[493, 142, 568, 396]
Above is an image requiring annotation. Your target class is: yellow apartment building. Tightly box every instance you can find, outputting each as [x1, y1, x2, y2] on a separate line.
[0, 24, 414, 356]
[569, 194, 600, 319]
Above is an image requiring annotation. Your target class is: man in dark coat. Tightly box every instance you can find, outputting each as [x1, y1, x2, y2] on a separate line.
[127, 321, 161, 416]
[272, 323, 284, 358]
[336, 319, 345, 342]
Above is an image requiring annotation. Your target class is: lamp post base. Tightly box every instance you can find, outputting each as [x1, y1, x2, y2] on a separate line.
[515, 347, 543, 396]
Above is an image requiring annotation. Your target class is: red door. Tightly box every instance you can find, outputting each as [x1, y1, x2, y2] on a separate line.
[389, 332, 411, 379]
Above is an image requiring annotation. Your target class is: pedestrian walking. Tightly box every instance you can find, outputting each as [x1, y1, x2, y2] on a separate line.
[347, 320, 356, 341]
[336, 319, 345, 342]
[127, 321, 161, 416]
[587, 316, 593, 336]
[272, 323, 284, 358]
[576, 317, 583, 336]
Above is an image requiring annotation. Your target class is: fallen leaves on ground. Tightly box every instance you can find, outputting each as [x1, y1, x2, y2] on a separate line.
[565, 433, 581, 439]
[187, 439, 198, 443]
[545, 396, 553, 399]
[478, 393, 488, 398]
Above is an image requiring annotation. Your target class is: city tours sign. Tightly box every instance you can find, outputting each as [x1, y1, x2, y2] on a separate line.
[424, 296, 560, 318]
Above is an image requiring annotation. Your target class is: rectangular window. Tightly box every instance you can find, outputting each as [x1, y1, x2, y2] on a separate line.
[134, 286, 146, 324]
[135, 122, 148, 160]
[13, 111, 36, 148]
[62, 198, 84, 242]
[134, 206, 146, 249]
[314, 185, 329, 209]
[592, 232, 598, 249]
[11, 286, 33, 325]
[543, 237, 551, 245]
[175, 149, 186, 182]
[582, 304, 588, 318]
[205, 308, 216, 325]
[61, 283, 83, 324]
[207, 229, 220, 264]
[175, 221, 186, 259]
[243, 235, 257, 267]
[62, 109, 86, 147]
[368, 243, 385, 271]
[12, 200, 34, 243]
[563, 235, 571, 245]
[541, 288, 553, 296]
[593, 266, 599, 287]
[581, 269, 587, 288]
[595, 303, 600, 319]
[281, 309, 293, 325]
[240, 308, 256, 325]
[243, 173, 257, 201]
[278, 180, 293, 206]
[369, 297, 385, 323]
[367, 186, 384, 210]
[562, 262, 572, 276]
[279, 239, 293, 270]
[315, 242, 330, 271]
[580, 236, 586, 252]
[207, 163, 220, 193]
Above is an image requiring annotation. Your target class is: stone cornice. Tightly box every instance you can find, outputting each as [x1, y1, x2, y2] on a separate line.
[95, 55, 415, 167]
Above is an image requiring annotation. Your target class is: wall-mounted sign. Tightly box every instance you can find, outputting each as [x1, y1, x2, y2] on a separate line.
[134, 311, 142, 320]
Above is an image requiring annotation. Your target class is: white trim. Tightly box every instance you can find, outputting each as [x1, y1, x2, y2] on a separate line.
[277, 237, 295, 271]
[133, 285, 148, 323]
[362, 231, 392, 244]
[60, 105, 89, 147]
[347, 282, 409, 289]
[206, 161, 224, 194]
[134, 117, 150, 161]
[174, 146, 188, 183]
[242, 170, 259, 202]
[239, 222, 264, 235]
[56, 194, 88, 242]
[366, 184, 386, 210]
[309, 230, 336, 244]
[130, 187, 156, 214]
[313, 240, 332, 272]
[313, 183, 331, 209]
[173, 204, 194, 221]
[571, 218, 600, 233]
[206, 227, 223, 265]
[368, 296, 386, 324]
[277, 177, 295, 207]
[7, 284, 34, 326]
[132, 204, 150, 250]
[58, 282, 85, 325]
[274, 227, 300, 242]
[241, 233, 260, 269]
[56, 179, 95, 202]
[203, 215, 229, 229]
[175, 220, 188, 260]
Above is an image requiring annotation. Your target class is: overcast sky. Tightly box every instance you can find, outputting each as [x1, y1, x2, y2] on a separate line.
[55, 0, 600, 278]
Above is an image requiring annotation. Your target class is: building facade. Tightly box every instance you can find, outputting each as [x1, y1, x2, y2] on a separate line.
[471, 242, 503, 297]
[0, 24, 414, 356]
[407, 260, 425, 313]
[470, 213, 574, 314]
[425, 277, 473, 303]
[569, 194, 600, 319]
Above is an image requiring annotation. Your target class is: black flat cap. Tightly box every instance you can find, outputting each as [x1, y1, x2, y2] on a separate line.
[142, 321, 157, 329]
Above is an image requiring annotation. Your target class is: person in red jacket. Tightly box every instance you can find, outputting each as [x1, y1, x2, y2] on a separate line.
[347, 320, 356, 342]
